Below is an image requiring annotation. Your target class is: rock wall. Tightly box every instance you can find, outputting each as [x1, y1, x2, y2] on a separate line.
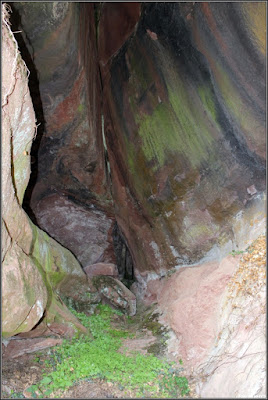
[3, 0, 266, 330]
[12, 2, 110, 210]
[100, 2, 266, 280]
[1, 3, 266, 396]
[151, 235, 266, 398]
[9, 2, 117, 274]
[9, 2, 265, 283]
[1, 5, 93, 338]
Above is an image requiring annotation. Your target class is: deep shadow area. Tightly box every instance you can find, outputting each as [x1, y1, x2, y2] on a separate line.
[113, 222, 134, 288]
[8, 3, 45, 225]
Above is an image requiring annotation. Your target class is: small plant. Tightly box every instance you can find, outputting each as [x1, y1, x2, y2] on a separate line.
[9, 392, 24, 399]
[160, 373, 190, 397]
[230, 249, 244, 256]
[32, 304, 190, 398]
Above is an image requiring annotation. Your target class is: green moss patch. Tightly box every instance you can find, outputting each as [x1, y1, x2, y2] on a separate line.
[28, 304, 190, 398]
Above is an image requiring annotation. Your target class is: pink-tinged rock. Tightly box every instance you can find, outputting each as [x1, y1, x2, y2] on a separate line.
[155, 256, 240, 370]
[194, 238, 266, 398]
[151, 248, 266, 397]
[17, 321, 75, 339]
[146, 29, 158, 41]
[2, 8, 90, 339]
[92, 276, 136, 316]
[2, 338, 62, 359]
[84, 263, 119, 278]
[2, 234, 48, 338]
[247, 184, 257, 195]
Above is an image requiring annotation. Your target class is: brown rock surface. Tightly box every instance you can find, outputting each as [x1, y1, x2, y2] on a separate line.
[34, 193, 116, 267]
[2, 338, 62, 359]
[16, 319, 86, 340]
[8, 2, 265, 281]
[13, 2, 112, 212]
[98, 2, 141, 65]
[100, 2, 266, 277]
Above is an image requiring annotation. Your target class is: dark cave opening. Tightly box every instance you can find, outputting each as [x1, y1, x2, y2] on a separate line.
[112, 222, 134, 288]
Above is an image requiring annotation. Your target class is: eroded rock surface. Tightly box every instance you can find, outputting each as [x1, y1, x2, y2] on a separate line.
[100, 2, 266, 276]
[9, 2, 266, 281]
[12, 2, 111, 212]
[195, 235, 266, 398]
[152, 234, 266, 398]
[2, 7, 47, 336]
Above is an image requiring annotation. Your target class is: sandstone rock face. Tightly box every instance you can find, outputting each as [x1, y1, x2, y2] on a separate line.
[2, 7, 47, 337]
[9, 2, 265, 282]
[152, 235, 266, 398]
[195, 236, 266, 398]
[1, 6, 92, 338]
[10, 2, 117, 282]
[92, 276, 136, 316]
[34, 193, 116, 268]
[12, 2, 111, 212]
[100, 2, 266, 276]
[156, 257, 240, 368]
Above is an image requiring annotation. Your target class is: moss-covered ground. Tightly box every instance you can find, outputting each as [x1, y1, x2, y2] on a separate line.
[3, 304, 191, 399]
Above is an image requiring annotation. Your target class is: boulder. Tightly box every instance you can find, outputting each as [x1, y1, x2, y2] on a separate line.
[92, 276, 136, 316]
[84, 263, 119, 278]
[56, 275, 101, 313]
[33, 193, 116, 268]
